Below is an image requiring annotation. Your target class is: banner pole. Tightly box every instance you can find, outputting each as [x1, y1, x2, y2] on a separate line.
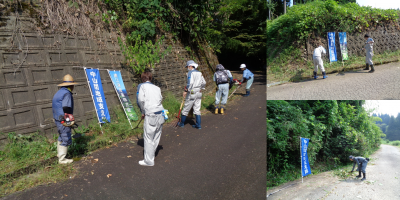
[108, 70, 133, 129]
[83, 67, 104, 134]
[300, 136, 303, 183]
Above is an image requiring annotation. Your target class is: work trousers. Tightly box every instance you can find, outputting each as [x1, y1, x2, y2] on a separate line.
[55, 121, 72, 146]
[143, 113, 165, 165]
[215, 83, 229, 106]
[313, 56, 325, 73]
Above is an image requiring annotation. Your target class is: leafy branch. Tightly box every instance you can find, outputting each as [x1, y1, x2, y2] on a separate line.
[118, 35, 172, 74]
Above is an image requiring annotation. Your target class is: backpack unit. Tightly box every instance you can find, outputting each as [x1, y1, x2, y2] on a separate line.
[215, 70, 229, 85]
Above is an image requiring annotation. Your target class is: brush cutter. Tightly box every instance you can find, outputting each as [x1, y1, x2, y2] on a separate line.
[59, 115, 82, 138]
[228, 79, 241, 99]
[175, 96, 185, 127]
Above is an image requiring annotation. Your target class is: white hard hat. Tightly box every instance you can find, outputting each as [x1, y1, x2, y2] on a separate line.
[240, 64, 246, 68]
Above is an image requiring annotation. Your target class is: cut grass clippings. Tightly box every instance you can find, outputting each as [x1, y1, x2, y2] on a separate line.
[0, 80, 246, 198]
[267, 49, 400, 83]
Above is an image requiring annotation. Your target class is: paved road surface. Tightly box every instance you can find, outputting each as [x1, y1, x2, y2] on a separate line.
[3, 74, 266, 200]
[267, 144, 400, 200]
[267, 62, 400, 100]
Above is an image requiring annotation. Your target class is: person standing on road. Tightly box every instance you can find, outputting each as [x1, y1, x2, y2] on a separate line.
[362, 34, 375, 73]
[178, 60, 206, 129]
[349, 155, 369, 181]
[312, 44, 328, 79]
[136, 71, 165, 166]
[239, 64, 254, 97]
[213, 64, 233, 114]
[52, 74, 78, 164]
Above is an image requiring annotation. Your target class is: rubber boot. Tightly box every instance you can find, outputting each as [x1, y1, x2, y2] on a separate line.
[192, 115, 201, 129]
[361, 173, 366, 181]
[57, 141, 73, 164]
[356, 171, 361, 178]
[244, 90, 250, 97]
[363, 63, 369, 70]
[215, 106, 219, 114]
[368, 65, 375, 73]
[178, 115, 187, 127]
[313, 71, 319, 79]
[322, 71, 328, 79]
[220, 107, 224, 115]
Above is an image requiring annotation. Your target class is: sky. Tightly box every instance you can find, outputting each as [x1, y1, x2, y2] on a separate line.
[364, 100, 400, 117]
[357, 0, 400, 10]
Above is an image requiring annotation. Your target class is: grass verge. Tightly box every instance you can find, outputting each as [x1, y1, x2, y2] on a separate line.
[0, 85, 244, 197]
[267, 49, 400, 83]
[381, 139, 400, 146]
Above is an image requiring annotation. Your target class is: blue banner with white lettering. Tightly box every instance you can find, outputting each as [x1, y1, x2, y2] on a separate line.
[301, 137, 312, 177]
[327, 32, 338, 62]
[108, 70, 138, 121]
[85, 68, 111, 123]
[338, 32, 348, 61]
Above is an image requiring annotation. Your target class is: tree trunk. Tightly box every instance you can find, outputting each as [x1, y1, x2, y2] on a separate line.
[284, 0, 286, 14]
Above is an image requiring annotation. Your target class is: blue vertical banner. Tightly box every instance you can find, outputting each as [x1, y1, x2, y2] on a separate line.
[301, 137, 312, 177]
[108, 70, 139, 121]
[85, 68, 111, 123]
[327, 32, 338, 62]
[338, 32, 349, 61]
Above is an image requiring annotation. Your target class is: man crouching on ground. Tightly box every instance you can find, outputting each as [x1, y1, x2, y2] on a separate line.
[137, 71, 165, 166]
[349, 155, 370, 181]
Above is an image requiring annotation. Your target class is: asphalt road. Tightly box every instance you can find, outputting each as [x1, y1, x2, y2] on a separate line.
[3, 73, 266, 200]
[267, 62, 400, 100]
[267, 144, 400, 200]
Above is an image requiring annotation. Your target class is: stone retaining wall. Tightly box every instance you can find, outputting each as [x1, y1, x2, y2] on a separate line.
[0, 7, 218, 146]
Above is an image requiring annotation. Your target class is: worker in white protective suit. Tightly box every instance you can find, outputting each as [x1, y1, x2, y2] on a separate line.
[313, 44, 328, 79]
[178, 60, 206, 129]
[362, 34, 374, 73]
[136, 71, 165, 166]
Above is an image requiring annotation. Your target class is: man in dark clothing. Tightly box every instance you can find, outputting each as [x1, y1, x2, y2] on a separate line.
[349, 155, 369, 181]
[52, 74, 78, 164]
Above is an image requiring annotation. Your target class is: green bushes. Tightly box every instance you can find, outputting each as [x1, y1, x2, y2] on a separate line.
[267, 1, 399, 51]
[267, 100, 382, 187]
[390, 141, 400, 146]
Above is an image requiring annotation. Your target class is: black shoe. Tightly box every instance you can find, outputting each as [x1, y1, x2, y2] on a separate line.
[356, 171, 361, 178]
[368, 65, 375, 73]
[361, 173, 366, 181]
[363, 64, 369, 70]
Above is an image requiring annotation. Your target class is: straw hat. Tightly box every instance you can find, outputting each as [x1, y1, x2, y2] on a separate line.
[58, 74, 79, 87]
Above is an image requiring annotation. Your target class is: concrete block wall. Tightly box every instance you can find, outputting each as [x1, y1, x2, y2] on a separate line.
[306, 24, 400, 61]
[0, 10, 216, 146]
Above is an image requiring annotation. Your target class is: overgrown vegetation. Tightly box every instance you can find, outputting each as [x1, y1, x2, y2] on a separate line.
[267, 0, 400, 82]
[267, 100, 383, 188]
[103, 0, 266, 69]
[381, 139, 400, 146]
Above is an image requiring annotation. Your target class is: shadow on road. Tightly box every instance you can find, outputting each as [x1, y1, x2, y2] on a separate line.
[137, 138, 164, 157]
